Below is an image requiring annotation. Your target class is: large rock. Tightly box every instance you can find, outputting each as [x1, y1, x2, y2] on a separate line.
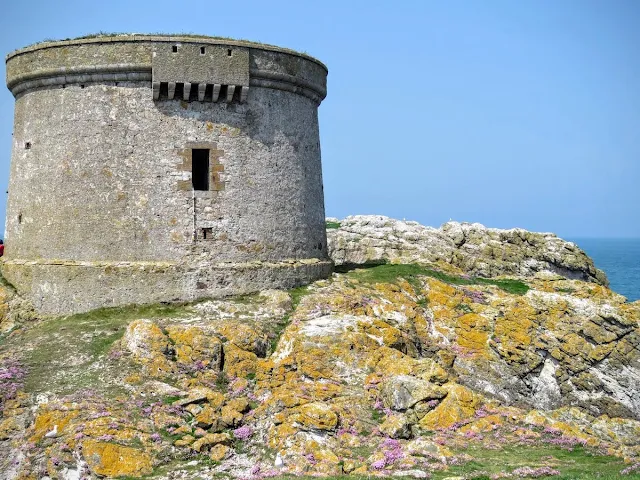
[83, 440, 153, 478]
[327, 215, 608, 285]
[381, 375, 447, 411]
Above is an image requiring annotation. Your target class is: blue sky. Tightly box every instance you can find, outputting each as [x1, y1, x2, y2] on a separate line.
[1, 0, 638, 238]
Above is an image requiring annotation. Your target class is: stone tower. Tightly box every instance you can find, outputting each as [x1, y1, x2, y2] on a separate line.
[3, 35, 331, 314]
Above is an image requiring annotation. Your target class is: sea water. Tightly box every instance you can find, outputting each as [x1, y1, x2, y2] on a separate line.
[571, 238, 640, 302]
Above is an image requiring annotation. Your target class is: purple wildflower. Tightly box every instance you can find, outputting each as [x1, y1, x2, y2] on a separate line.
[233, 425, 253, 440]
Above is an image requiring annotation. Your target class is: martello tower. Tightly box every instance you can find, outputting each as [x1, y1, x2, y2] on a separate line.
[3, 34, 331, 314]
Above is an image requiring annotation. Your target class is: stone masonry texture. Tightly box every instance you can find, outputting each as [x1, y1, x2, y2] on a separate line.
[3, 35, 331, 314]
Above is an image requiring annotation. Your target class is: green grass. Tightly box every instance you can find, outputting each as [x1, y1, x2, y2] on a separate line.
[326, 221, 341, 229]
[337, 263, 529, 295]
[11, 301, 193, 396]
[254, 446, 638, 479]
[429, 445, 639, 479]
[268, 285, 310, 354]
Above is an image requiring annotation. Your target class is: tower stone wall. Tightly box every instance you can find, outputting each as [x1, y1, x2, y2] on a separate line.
[3, 35, 331, 314]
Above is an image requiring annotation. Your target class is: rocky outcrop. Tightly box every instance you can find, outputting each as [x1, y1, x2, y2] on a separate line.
[327, 215, 608, 285]
[0, 218, 638, 478]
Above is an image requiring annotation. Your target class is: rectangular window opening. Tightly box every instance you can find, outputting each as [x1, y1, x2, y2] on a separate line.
[200, 46, 206, 55]
[202, 228, 212, 240]
[172, 45, 178, 53]
[192, 149, 210, 191]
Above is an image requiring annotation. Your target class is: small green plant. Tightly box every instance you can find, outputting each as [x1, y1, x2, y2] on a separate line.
[325, 221, 341, 229]
[455, 303, 473, 314]
[370, 408, 384, 423]
[215, 372, 229, 391]
[162, 395, 182, 405]
[556, 287, 576, 294]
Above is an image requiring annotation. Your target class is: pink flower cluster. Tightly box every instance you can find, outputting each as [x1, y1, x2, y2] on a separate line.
[336, 426, 358, 436]
[511, 466, 561, 477]
[233, 425, 254, 440]
[88, 411, 110, 419]
[621, 463, 640, 475]
[0, 360, 26, 410]
[381, 438, 404, 464]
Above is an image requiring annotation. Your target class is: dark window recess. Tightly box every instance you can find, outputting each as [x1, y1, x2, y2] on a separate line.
[18, 213, 22, 224]
[227, 49, 232, 56]
[24, 142, 31, 150]
[202, 228, 213, 240]
[192, 149, 210, 190]
[200, 46, 206, 54]
[172, 45, 178, 53]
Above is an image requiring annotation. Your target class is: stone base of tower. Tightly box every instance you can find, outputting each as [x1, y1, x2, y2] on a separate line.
[1, 259, 333, 315]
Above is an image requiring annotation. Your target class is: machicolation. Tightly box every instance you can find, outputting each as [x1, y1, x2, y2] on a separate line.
[3, 34, 331, 314]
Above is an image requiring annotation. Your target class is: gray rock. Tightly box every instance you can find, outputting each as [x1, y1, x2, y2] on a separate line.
[327, 215, 607, 285]
[381, 375, 447, 411]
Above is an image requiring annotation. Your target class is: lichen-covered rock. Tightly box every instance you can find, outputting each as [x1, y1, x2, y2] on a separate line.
[381, 375, 447, 411]
[419, 384, 483, 430]
[379, 414, 411, 439]
[327, 215, 607, 285]
[121, 319, 175, 376]
[289, 402, 338, 431]
[192, 432, 232, 452]
[1, 217, 639, 479]
[210, 443, 231, 461]
[83, 440, 153, 477]
[165, 324, 223, 372]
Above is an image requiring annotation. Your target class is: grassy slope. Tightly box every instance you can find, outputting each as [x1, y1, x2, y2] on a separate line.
[4, 303, 192, 396]
[337, 263, 530, 295]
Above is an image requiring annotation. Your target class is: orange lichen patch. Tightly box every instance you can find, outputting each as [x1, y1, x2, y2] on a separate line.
[83, 440, 153, 477]
[165, 325, 222, 370]
[122, 320, 175, 377]
[288, 402, 338, 431]
[31, 408, 80, 442]
[426, 278, 464, 309]
[194, 406, 219, 429]
[492, 300, 537, 362]
[220, 405, 243, 427]
[559, 333, 591, 357]
[0, 417, 20, 440]
[370, 346, 448, 384]
[217, 322, 267, 354]
[455, 313, 490, 353]
[223, 343, 258, 378]
[210, 443, 231, 461]
[459, 414, 504, 433]
[268, 423, 298, 449]
[419, 383, 482, 430]
[295, 346, 342, 380]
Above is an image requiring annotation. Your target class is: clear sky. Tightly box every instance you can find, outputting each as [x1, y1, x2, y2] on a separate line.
[1, 0, 638, 238]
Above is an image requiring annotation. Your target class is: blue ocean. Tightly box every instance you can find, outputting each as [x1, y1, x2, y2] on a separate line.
[571, 238, 640, 302]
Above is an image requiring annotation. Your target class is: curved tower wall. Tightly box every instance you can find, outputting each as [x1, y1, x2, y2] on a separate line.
[3, 36, 331, 314]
